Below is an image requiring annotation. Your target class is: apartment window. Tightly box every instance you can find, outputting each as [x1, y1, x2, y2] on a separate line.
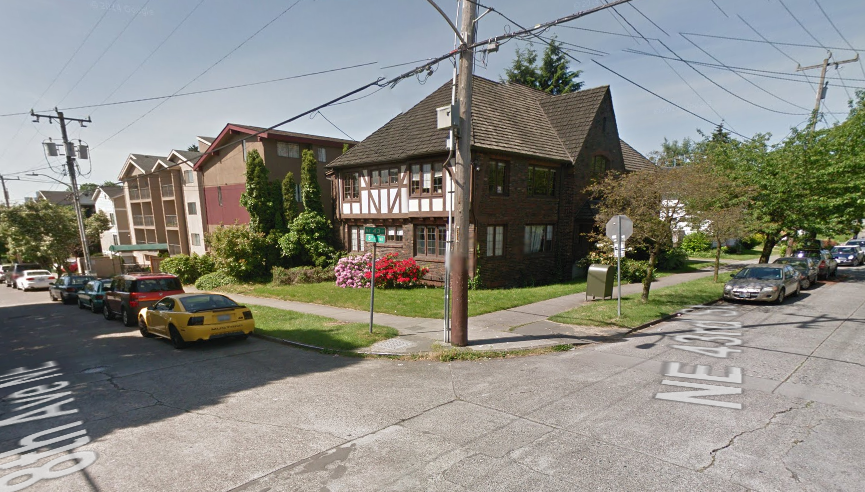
[416, 225, 447, 257]
[183, 170, 194, 184]
[488, 161, 508, 195]
[591, 155, 609, 175]
[316, 147, 327, 162]
[527, 165, 557, 197]
[410, 164, 421, 195]
[112, 234, 119, 246]
[277, 142, 300, 158]
[524, 225, 554, 254]
[187, 202, 197, 215]
[109, 212, 116, 226]
[217, 186, 223, 206]
[486, 225, 504, 257]
[388, 168, 399, 185]
[191, 233, 201, 247]
[386, 226, 404, 242]
[349, 226, 365, 252]
[343, 173, 359, 200]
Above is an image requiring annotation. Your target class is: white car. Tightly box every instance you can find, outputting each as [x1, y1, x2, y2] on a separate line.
[15, 270, 56, 291]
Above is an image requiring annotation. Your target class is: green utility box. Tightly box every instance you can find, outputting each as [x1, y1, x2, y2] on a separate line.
[586, 264, 615, 300]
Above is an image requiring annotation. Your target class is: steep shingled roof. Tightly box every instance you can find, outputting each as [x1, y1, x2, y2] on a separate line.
[96, 185, 124, 199]
[37, 190, 95, 207]
[619, 139, 655, 172]
[327, 76, 611, 169]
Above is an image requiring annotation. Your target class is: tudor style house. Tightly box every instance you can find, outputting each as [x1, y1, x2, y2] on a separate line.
[193, 123, 356, 233]
[326, 75, 652, 287]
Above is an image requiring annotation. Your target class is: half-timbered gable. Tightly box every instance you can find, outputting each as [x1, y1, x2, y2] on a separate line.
[327, 75, 651, 287]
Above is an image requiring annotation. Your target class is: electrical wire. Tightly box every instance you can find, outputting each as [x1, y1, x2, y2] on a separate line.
[813, 0, 865, 79]
[679, 31, 863, 52]
[708, 0, 728, 18]
[311, 111, 355, 141]
[626, 2, 668, 37]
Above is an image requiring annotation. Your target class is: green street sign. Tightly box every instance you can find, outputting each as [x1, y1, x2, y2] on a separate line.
[364, 226, 385, 235]
[365, 234, 386, 243]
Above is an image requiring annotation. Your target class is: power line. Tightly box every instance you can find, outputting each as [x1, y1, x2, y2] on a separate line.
[94, 0, 306, 149]
[679, 31, 864, 52]
[812, 0, 865, 80]
[708, 0, 728, 18]
[591, 59, 750, 140]
[312, 111, 355, 141]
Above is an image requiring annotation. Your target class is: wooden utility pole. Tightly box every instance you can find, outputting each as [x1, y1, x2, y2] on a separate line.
[0, 174, 19, 207]
[31, 108, 93, 274]
[450, 0, 476, 347]
[797, 52, 860, 131]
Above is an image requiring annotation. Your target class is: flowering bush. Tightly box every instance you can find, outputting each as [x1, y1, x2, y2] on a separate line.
[334, 253, 371, 288]
[364, 252, 429, 288]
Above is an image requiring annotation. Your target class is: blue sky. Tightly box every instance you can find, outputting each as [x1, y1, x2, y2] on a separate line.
[1, 0, 863, 203]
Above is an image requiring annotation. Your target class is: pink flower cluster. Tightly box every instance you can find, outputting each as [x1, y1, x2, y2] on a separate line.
[334, 253, 371, 288]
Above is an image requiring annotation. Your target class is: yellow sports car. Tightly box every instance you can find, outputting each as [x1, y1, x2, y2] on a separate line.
[137, 293, 254, 349]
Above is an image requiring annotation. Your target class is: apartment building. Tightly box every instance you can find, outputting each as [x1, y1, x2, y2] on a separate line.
[92, 185, 131, 254]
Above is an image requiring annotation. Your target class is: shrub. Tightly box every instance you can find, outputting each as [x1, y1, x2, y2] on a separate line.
[206, 224, 270, 280]
[160, 253, 215, 284]
[194, 271, 238, 290]
[658, 247, 689, 270]
[334, 253, 371, 288]
[740, 234, 762, 249]
[578, 250, 656, 283]
[363, 252, 429, 288]
[680, 232, 711, 254]
[279, 211, 337, 268]
[271, 265, 336, 286]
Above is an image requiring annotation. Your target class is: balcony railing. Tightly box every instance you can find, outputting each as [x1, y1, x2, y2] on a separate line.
[128, 189, 140, 200]
[161, 184, 175, 198]
[140, 188, 151, 200]
[143, 215, 155, 227]
[132, 214, 143, 227]
[168, 244, 182, 255]
[165, 215, 178, 228]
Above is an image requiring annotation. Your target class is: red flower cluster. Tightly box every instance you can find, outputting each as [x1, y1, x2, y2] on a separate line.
[363, 252, 429, 288]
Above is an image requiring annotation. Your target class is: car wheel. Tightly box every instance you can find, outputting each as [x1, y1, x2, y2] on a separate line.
[121, 307, 136, 327]
[802, 278, 811, 289]
[77, 299, 86, 309]
[138, 316, 155, 338]
[168, 325, 188, 349]
[91, 302, 99, 314]
[103, 303, 116, 320]
[775, 288, 786, 304]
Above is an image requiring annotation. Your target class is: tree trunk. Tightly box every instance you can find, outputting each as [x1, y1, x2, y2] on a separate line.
[759, 233, 777, 263]
[641, 242, 661, 302]
[713, 239, 722, 282]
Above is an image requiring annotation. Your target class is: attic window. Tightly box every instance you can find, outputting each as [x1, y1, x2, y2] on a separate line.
[591, 155, 610, 175]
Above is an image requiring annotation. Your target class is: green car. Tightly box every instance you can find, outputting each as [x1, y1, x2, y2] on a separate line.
[77, 279, 113, 313]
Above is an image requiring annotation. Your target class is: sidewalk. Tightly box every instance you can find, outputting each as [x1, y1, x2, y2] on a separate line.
[207, 259, 757, 355]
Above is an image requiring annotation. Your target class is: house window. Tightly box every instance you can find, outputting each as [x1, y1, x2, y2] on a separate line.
[416, 225, 447, 257]
[527, 166, 557, 196]
[386, 226, 404, 242]
[184, 170, 194, 184]
[109, 212, 116, 226]
[191, 233, 201, 246]
[591, 155, 609, 175]
[343, 173, 359, 200]
[349, 226, 365, 252]
[422, 164, 431, 194]
[433, 163, 443, 194]
[488, 161, 508, 195]
[411, 165, 421, 195]
[112, 234, 119, 246]
[389, 168, 399, 185]
[316, 147, 327, 162]
[187, 202, 197, 215]
[372, 170, 380, 187]
[524, 225, 554, 254]
[486, 225, 504, 256]
[411, 164, 439, 196]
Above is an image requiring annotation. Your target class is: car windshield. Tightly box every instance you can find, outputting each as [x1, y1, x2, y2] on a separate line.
[101, 280, 113, 288]
[69, 276, 95, 284]
[24, 270, 51, 276]
[794, 250, 820, 258]
[833, 247, 855, 254]
[136, 277, 182, 292]
[774, 258, 807, 267]
[180, 294, 239, 313]
[735, 267, 782, 280]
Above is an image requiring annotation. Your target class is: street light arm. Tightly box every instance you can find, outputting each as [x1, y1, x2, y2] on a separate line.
[27, 173, 68, 186]
[424, 0, 466, 45]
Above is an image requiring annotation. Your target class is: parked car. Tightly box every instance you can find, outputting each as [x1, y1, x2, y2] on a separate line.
[5, 262, 42, 288]
[137, 293, 254, 349]
[792, 249, 837, 279]
[831, 245, 864, 266]
[844, 239, 865, 258]
[103, 274, 185, 327]
[0, 264, 11, 277]
[77, 279, 113, 313]
[49, 275, 97, 303]
[15, 270, 56, 291]
[724, 264, 801, 303]
[773, 257, 820, 289]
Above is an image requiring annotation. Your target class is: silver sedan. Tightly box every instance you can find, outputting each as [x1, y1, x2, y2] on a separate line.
[723, 264, 801, 304]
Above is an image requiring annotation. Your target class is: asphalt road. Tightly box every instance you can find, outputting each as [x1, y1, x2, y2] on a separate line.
[1, 268, 864, 491]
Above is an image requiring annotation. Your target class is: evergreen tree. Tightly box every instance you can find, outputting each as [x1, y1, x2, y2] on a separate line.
[300, 149, 324, 215]
[239, 149, 278, 234]
[502, 45, 539, 89]
[281, 171, 299, 224]
[537, 37, 583, 94]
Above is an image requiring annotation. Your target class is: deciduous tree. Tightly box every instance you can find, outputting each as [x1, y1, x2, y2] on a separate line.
[0, 200, 79, 270]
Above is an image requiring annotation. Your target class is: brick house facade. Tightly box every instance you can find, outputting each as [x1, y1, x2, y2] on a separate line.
[326, 76, 652, 287]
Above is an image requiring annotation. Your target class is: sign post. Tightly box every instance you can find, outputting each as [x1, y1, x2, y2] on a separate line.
[605, 215, 633, 318]
[364, 227, 386, 333]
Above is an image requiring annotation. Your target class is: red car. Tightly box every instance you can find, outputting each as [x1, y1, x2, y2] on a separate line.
[103, 274, 185, 327]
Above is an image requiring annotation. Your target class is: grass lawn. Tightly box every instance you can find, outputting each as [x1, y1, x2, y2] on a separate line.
[689, 247, 763, 261]
[221, 279, 588, 318]
[549, 275, 725, 329]
[249, 304, 397, 351]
